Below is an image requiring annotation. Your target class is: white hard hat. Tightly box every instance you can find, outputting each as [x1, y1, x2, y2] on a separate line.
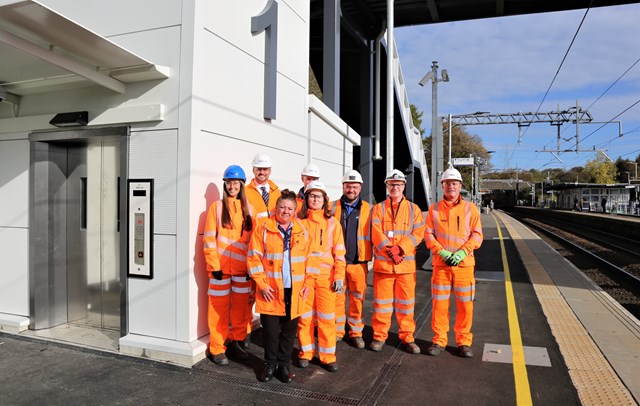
[251, 153, 272, 168]
[385, 169, 406, 184]
[304, 180, 326, 193]
[342, 169, 363, 184]
[441, 166, 463, 182]
[301, 163, 321, 178]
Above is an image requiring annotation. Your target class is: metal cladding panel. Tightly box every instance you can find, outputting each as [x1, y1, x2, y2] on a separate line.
[128, 234, 176, 339]
[0, 139, 29, 227]
[0, 227, 28, 315]
[128, 130, 177, 235]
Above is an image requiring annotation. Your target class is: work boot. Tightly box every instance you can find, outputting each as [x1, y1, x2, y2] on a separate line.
[351, 336, 365, 349]
[404, 341, 421, 354]
[228, 341, 249, 360]
[210, 352, 229, 365]
[369, 340, 384, 352]
[259, 363, 276, 382]
[426, 344, 445, 356]
[323, 362, 338, 372]
[458, 345, 474, 358]
[276, 364, 295, 383]
[243, 334, 251, 350]
[298, 358, 310, 368]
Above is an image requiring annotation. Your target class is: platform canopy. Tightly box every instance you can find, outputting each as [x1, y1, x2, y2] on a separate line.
[0, 0, 169, 97]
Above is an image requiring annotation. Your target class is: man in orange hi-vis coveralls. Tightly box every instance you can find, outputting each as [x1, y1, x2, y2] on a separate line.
[424, 166, 483, 358]
[330, 170, 372, 349]
[297, 180, 346, 372]
[243, 153, 282, 348]
[203, 165, 254, 366]
[370, 169, 425, 354]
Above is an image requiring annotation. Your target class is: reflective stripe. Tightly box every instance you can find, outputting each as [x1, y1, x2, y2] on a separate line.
[208, 288, 230, 296]
[408, 235, 418, 246]
[336, 315, 346, 323]
[204, 242, 217, 249]
[376, 240, 390, 251]
[209, 278, 230, 285]
[432, 283, 451, 291]
[395, 307, 414, 314]
[319, 346, 335, 354]
[357, 235, 371, 241]
[248, 266, 263, 275]
[347, 317, 361, 325]
[300, 310, 315, 319]
[203, 230, 216, 237]
[291, 256, 305, 263]
[307, 267, 321, 274]
[454, 294, 473, 302]
[247, 249, 263, 257]
[218, 250, 247, 262]
[336, 325, 345, 332]
[335, 244, 345, 251]
[317, 311, 335, 320]
[372, 218, 382, 224]
[256, 211, 269, 218]
[231, 276, 248, 283]
[300, 343, 315, 352]
[374, 298, 394, 305]
[454, 285, 475, 293]
[374, 307, 393, 313]
[266, 252, 283, 260]
[350, 325, 363, 332]
[232, 286, 251, 294]
[292, 274, 304, 282]
[403, 255, 415, 261]
[395, 298, 415, 305]
[351, 292, 363, 299]
[433, 293, 450, 300]
[266, 271, 282, 279]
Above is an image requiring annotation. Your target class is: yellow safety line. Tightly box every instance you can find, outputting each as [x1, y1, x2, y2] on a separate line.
[491, 213, 533, 406]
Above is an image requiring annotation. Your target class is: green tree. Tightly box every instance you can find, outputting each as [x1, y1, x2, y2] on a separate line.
[410, 104, 425, 136]
[584, 152, 616, 183]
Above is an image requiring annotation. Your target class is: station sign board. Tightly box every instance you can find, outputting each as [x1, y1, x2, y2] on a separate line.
[453, 157, 474, 166]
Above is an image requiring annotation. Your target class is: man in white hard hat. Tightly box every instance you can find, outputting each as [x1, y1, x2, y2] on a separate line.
[369, 169, 425, 354]
[296, 163, 321, 210]
[424, 165, 483, 358]
[246, 153, 281, 221]
[330, 170, 372, 349]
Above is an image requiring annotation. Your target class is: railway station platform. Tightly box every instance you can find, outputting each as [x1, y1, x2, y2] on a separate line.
[1, 210, 639, 405]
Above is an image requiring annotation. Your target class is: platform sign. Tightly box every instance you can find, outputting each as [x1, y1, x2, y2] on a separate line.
[453, 157, 474, 166]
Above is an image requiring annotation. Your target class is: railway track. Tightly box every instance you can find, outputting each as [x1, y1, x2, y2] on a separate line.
[507, 210, 640, 320]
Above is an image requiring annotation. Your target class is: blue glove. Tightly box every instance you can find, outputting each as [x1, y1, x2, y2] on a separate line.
[447, 250, 467, 266]
[332, 280, 344, 293]
[438, 250, 453, 262]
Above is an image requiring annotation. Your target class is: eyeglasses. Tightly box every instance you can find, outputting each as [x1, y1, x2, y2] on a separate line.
[386, 183, 404, 189]
[308, 193, 324, 200]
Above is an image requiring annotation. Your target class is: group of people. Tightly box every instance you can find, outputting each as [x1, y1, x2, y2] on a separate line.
[203, 153, 483, 384]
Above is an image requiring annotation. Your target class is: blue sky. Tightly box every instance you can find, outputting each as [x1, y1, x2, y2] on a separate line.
[395, 4, 640, 172]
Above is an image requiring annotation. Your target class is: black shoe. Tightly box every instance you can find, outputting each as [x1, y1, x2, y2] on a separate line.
[228, 341, 249, 360]
[323, 362, 338, 372]
[426, 344, 445, 356]
[458, 345, 474, 358]
[209, 352, 229, 365]
[276, 364, 295, 383]
[259, 364, 276, 382]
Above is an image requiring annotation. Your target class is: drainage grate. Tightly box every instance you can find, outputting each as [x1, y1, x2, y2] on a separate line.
[195, 368, 360, 405]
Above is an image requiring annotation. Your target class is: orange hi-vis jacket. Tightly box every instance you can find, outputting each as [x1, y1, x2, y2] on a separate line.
[424, 196, 483, 267]
[247, 217, 317, 318]
[299, 209, 346, 282]
[246, 179, 281, 221]
[329, 199, 373, 262]
[203, 197, 254, 275]
[371, 197, 425, 274]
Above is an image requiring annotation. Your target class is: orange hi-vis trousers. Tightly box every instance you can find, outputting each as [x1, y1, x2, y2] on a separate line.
[371, 271, 416, 344]
[335, 263, 368, 338]
[207, 274, 252, 355]
[298, 278, 337, 364]
[431, 265, 475, 347]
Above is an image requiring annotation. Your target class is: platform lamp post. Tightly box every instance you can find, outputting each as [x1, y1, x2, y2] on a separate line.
[419, 61, 449, 204]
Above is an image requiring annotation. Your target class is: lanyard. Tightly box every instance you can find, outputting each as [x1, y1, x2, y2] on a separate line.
[390, 197, 403, 226]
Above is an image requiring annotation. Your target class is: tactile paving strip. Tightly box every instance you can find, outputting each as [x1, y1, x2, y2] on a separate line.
[496, 212, 636, 406]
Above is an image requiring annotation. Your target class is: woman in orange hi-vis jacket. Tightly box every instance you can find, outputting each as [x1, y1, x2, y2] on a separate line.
[424, 166, 483, 359]
[203, 165, 254, 366]
[297, 180, 346, 372]
[247, 190, 316, 384]
[370, 169, 425, 355]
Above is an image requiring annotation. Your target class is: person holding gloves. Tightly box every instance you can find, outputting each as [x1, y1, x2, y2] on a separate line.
[424, 166, 483, 358]
[297, 180, 346, 372]
[203, 165, 254, 365]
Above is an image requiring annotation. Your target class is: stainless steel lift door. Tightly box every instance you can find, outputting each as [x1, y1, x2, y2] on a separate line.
[67, 142, 120, 330]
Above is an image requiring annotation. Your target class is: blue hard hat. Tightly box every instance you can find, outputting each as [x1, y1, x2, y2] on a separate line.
[223, 165, 246, 182]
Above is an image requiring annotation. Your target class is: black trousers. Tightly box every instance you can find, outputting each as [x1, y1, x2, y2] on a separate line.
[260, 288, 298, 366]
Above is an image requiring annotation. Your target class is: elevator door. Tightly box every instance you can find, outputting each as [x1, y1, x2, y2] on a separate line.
[67, 141, 120, 330]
